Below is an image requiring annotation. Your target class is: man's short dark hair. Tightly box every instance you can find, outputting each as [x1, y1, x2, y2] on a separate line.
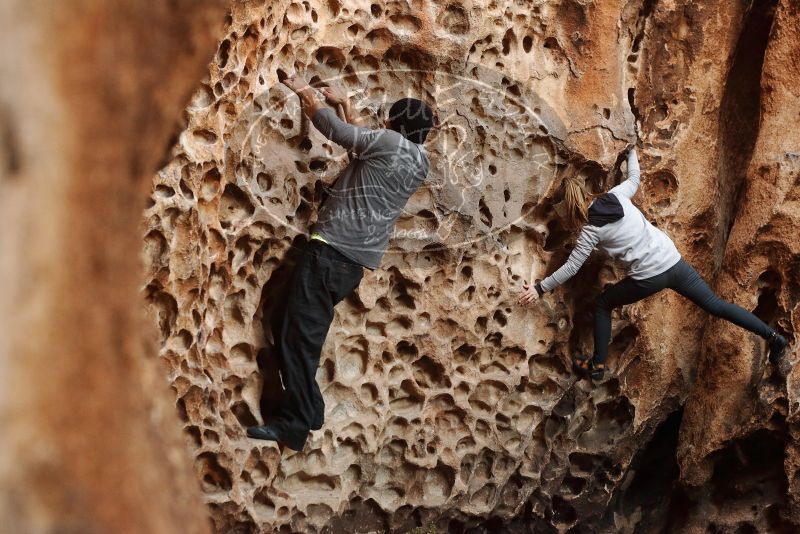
[388, 98, 435, 144]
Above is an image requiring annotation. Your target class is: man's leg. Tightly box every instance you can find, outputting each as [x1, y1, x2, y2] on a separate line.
[593, 274, 666, 365]
[249, 241, 362, 450]
[275, 245, 334, 449]
[308, 247, 364, 428]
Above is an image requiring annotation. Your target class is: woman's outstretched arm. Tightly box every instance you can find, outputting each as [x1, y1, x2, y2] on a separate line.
[537, 225, 601, 294]
[609, 148, 640, 199]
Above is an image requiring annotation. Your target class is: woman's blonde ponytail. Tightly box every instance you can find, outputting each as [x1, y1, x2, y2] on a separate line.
[563, 176, 589, 228]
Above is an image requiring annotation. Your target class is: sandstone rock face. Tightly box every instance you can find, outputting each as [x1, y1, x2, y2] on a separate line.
[144, 0, 799, 532]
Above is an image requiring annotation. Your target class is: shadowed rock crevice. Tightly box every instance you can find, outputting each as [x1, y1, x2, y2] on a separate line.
[601, 408, 683, 532]
[715, 0, 777, 260]
[602, 411, 795, 533]
[674, 429, 793, 533]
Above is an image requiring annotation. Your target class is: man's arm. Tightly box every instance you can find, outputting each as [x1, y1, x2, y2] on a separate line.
[281, 73, 325, 119]
[320, 86, 363, 126]
[311, 108, 379, 154]
[609, 148, 641, 200]
[281, 74, 375, 153]
[319, 86, 364, 163]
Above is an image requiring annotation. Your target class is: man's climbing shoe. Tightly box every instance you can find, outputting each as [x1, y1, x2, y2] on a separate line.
[573, 354, 605, 381]
[247, 425, 285, 446]
[311, 407, 324, 431]
[768, 332, 788, 365]
[247, 425, 306, 451]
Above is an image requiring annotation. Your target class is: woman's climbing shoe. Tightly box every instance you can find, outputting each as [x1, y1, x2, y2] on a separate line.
[768, 331, 788, 366]
[766, 331, 790, 377]
[573, 354, 606, 381]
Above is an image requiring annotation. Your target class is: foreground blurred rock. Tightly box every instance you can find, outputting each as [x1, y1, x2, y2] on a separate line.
[0, 1, 229, 532]
[145, 0, 798, 532]
[1, 0, 797, 533]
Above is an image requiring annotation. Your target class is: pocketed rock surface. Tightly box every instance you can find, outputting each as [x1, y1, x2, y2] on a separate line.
[144, 0, 800, 532]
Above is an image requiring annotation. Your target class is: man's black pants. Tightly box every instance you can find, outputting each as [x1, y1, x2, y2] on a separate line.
[269, 239, 363, 450]
[594, 258, 773, 364]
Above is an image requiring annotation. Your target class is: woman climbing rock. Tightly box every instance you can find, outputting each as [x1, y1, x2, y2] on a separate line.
[518, 147, 788, 381]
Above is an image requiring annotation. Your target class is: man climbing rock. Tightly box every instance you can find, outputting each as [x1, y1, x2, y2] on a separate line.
[247, 73, 435, 451]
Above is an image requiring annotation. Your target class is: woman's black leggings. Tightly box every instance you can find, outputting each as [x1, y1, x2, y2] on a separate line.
[593, 259, 773, 364]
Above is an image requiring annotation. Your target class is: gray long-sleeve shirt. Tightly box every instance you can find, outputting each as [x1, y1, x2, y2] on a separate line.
[310, 107, 429, 269]
[540, 149, 681, 292]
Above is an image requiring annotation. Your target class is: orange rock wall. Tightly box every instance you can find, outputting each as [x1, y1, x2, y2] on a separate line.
[147, 1, 798, 532]
[1, 0, 797, 533]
